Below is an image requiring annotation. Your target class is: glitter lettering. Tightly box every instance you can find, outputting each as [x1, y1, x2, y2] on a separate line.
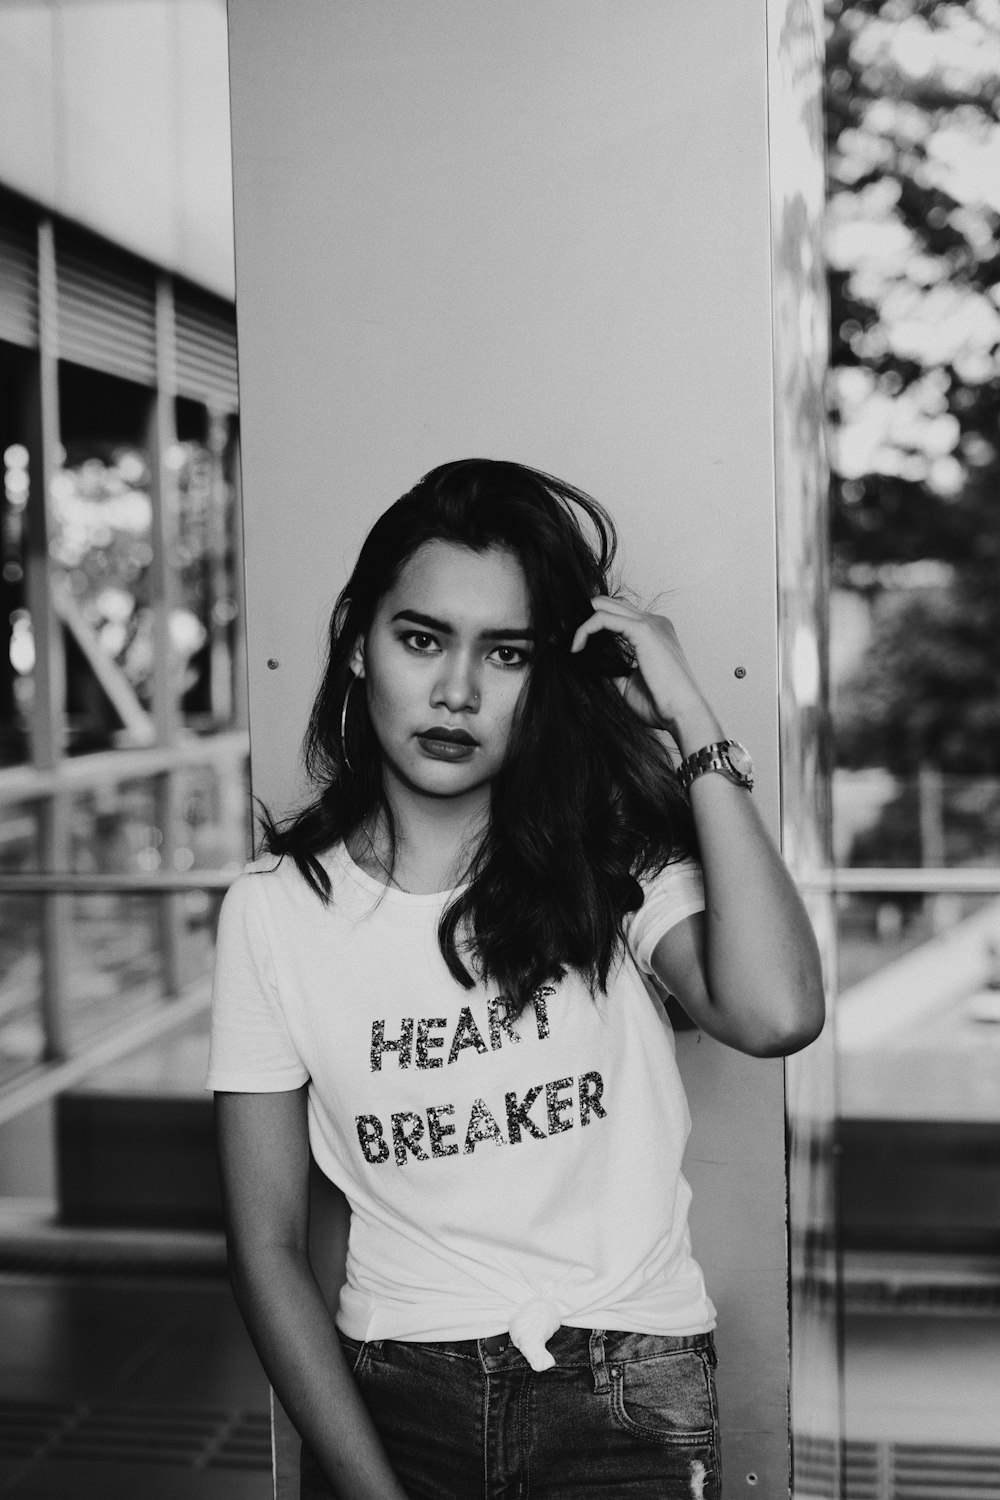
[579, 1070, 607, 1126]
[447, 1006, 489, 1064]
[505, 1085, 546, 1144]
[486, 994, 520, 1051]
[427, 1104, 459, 1158]
[355, 1114, 389, 1164]
[532, 986, 555, 1040]
[391, 1111, 429, 1165]
[370, 1017, 414, 1071]
[546, 1077, 575, 1134]
[416, 1017, 447, 1069]
[463, 1097, 506, 1153]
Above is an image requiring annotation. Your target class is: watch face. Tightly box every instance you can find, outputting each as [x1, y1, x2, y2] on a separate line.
[725, 742, 753, 779]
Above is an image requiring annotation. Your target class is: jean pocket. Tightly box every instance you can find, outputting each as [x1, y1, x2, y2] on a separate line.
[336, 1330, 369, 1375]
[609, 1346, 718, 1445]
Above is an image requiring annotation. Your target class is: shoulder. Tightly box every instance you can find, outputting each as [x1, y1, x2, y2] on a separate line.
[635, 855, 704, 905]
[625, 856, 705, 973]
[213, 852, 335, 986]
[218, 854, 284, 916]
[217, 850, 331, 929]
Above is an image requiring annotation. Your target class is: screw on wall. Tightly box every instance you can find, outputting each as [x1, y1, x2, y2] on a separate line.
[734, 666, 747, 679]
[267, 659, 279, 670]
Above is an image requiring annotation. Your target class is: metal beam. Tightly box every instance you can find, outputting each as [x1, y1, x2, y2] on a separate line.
[808, 869, 1000, 897]
[0, 871, 236, 893]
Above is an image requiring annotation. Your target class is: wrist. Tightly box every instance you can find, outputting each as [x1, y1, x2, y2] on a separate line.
[668, 699, 726, 757]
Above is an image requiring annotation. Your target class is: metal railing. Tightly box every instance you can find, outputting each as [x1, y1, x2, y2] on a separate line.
[0, 731, 248, 1123]
[2, 857, 997, 1126]
[813, 868, 1000, 897]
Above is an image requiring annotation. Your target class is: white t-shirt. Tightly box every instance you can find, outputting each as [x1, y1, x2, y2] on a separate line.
[207, 843, 715, 1370]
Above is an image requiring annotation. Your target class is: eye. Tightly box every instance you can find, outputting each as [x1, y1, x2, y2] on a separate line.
[489, 644, 531, 668]
[401, 630, 440, 654]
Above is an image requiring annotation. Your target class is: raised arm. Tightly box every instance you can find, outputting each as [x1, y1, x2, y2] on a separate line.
[571, 598, 825, 1057]
[215, 1087, 409, 1499]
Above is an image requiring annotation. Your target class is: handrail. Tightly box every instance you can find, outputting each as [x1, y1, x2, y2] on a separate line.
[2, 862, 998, 1125]
[0, 729, 249, 806]
[1, 866, 998, 897]
[0, 872, 238, 894]
[0, 987, 212, 1128]
[803, 868, 1000, 897]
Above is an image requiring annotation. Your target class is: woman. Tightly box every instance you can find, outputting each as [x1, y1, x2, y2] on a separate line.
[209, 458, 824, 1500]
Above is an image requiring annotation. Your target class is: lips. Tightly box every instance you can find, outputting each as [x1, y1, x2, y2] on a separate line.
[417, 728, 478, 745]
[415, 727, 478, 760]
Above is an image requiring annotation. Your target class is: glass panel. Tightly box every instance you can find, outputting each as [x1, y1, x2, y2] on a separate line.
[825, 0, 1000, 1489]
[835, 770, 1000, 870]
[170, 756, 252, 875]
[836, 893, 1000, 1480]
[170, 416, 242, 733]
[59, 763, 250, 1052]
[56, 363, 154, 753]
[0, 752, 250, 1084]
[837, 889, 995, 992]
[768, 1, 841, 1491]
[0, 803, 43, 1084]
[0, 895, 44, 1086]
[0, 345, 33, 768]
[49, 446, 156, 747]
[62, 780, 161, 1048]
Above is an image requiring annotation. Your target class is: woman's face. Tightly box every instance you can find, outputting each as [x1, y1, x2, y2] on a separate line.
[354, 540, 534, 809]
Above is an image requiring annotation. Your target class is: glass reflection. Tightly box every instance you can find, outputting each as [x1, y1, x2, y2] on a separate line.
[0, 757, 250, 1088]
[768, 2, 841, 1495]
[835, 890, 1000, 1491]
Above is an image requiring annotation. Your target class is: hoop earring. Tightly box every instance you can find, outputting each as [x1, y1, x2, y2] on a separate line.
[340, 675, 358, 774]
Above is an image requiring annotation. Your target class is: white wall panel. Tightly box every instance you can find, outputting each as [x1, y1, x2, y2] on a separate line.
[228, 3, 822, 1489]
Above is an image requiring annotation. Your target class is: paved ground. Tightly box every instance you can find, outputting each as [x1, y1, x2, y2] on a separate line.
[0, 1272, 271, 1499]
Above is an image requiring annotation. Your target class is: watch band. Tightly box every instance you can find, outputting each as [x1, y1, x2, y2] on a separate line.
[677, 739, 754, 793]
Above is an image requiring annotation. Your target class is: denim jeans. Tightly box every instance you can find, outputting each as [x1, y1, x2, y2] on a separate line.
[300, 1325, 721, 1499]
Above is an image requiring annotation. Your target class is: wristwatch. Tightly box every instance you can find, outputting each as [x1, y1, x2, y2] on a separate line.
[677, 739, 754, 793]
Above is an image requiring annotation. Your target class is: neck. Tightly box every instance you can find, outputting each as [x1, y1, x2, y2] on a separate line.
[360, 780, 490, 895]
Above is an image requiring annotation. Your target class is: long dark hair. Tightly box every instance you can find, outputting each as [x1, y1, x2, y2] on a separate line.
[261, 458, 695, 1013]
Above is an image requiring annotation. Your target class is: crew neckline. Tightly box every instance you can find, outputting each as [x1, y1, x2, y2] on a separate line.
[330, 841, 467, 907]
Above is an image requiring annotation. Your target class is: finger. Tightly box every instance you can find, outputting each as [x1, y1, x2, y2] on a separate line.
[587, 595, 647, 621]
[590, 597, 678, 641]
[570, 606, 643, 655]
[584, 597, 669, 649]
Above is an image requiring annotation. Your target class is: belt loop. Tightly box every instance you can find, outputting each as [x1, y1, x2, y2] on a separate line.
[589, 1329, 608, 1393]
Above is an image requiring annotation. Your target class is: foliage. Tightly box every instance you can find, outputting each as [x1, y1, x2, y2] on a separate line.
[826, 0, 1000, 798]
[45, 445, 217, 731]
[836, 583, 1000, 772]
[49, 449, 158, 697]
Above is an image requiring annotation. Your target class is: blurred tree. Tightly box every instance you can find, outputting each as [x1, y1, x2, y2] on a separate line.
[837, 584, 1000, 775]
[826, 0, 1000, 859]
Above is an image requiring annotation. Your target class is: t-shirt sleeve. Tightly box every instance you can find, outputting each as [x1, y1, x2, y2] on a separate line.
[206, 872, 310, 1093]
[624, 857, 706, 976]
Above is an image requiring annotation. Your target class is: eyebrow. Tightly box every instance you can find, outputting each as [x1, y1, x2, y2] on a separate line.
[390, 609, 536, 642]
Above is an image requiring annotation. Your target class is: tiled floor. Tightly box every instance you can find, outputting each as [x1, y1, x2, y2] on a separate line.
[0, 1272, 272, 1499]
[0, 1019, 276, 1497]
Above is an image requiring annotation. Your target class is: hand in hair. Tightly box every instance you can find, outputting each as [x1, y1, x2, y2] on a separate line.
[572, 594, 825, 1058]
[570, 596, 718, 753]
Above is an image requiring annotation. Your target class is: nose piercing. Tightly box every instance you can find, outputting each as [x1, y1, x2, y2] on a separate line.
[471, 690, 480, 709]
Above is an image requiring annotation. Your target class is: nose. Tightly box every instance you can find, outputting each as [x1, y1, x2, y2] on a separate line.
[431, 652, 481, 714]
